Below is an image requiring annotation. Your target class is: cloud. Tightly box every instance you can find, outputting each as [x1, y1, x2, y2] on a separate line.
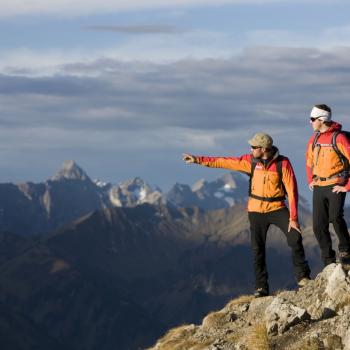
[0, 30, 236, 76]
[246, 25, 350, 48]
[0, 48, 97, 77]
[0, 0, 327, 18]
[1, 46, 350, 134]
[323, 25, 350, 46]
[85, 24, 189, 34]
[3, 21, 350, 77]
[1, 45, 350, 188]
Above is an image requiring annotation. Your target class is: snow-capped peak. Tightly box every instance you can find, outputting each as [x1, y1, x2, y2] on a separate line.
[93, 179, 111, 189]
[109, 177, 163, 207]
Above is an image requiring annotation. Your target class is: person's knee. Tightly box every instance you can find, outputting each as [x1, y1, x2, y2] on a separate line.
[329, 214, 344, 224]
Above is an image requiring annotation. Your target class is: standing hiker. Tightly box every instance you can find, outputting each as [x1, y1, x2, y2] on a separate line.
[306, 104, 350, 266]
[183, 132, 311, 297]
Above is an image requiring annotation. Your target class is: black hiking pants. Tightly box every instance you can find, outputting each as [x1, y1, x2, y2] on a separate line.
[313, 185, 350, 265]
[248, 207, 310, 291]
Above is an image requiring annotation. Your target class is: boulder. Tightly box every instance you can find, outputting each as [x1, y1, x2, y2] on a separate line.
[265, 297, 310, 335]
[325, 264, 350, 305]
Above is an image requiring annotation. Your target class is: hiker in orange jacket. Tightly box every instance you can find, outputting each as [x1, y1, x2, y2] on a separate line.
[183, 132, 311, 297]
[306, 104, 350, 266]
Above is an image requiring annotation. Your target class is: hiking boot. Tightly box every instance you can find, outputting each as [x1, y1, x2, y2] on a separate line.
[254, 287, 269, 298]
[339, 251, 350, 265]
[297, 277, 311, 288]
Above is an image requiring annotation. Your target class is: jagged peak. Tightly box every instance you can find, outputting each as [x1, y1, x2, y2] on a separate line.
[170, 182, 192, 192]
[51, 160, 90, 182]
[218, 172, 248, 187]
[120, 176, 148, 188]
[218, 172, 238, 186]
[192, 178, 208, 192]
[93, 179, 111, 189]
[192, 173, 247, 193]
[118, 177, 162, 194]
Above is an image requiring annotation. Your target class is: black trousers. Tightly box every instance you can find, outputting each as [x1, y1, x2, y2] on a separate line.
[248, 207, 310, 290]
[313, 185, 350, 265]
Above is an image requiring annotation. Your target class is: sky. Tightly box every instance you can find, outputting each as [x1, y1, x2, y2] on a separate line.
[1, 0, 350, 197]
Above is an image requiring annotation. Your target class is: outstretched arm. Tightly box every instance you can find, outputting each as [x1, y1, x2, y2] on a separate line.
[182, 153, 252, 174]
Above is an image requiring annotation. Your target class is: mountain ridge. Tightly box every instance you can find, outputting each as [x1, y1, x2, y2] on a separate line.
[0, 160, 254, 235]
[0, 202, 323, 350]
[0, 160, 337, 350]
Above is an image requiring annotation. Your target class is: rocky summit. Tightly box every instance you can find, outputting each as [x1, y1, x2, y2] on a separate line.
[149, 263, 350, 350]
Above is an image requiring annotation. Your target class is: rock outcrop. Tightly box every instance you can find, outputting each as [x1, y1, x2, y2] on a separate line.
[149, 263, 350, 350]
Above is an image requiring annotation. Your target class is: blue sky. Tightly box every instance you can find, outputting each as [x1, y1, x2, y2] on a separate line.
[1, 0, 350, 198]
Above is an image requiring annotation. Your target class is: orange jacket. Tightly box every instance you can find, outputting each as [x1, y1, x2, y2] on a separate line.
[306, 122, 350, 190]
[194, 147, 299, 220]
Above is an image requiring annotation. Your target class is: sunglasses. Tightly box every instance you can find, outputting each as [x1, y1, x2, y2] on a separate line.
[251, 145, 261, 150]
[310, 117, 321, 122]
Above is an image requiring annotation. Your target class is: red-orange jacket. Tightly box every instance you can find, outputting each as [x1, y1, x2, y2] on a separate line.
[194, 147, 299, 220]
[306, 122, 350, 190]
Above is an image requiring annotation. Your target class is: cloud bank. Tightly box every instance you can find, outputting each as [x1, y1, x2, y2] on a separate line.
[0, 0, 327, 18]
[85, 25, 189, 34]
[1, 42, 350, 190]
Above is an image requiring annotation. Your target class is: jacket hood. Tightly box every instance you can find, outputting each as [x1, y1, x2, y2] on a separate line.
[323, 121, 342, 133]
[270, 146, 279, 160]
[268, 146, 280, 168]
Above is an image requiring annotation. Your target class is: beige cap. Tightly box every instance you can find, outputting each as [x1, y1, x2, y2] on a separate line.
[248, 132, 273, 148]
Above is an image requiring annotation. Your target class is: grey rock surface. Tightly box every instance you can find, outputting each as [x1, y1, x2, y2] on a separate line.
[149, 264, 350, 350]
[265, 297, 310, 335]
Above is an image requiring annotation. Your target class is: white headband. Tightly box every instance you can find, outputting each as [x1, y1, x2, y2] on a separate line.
[310, 106, 331, 121]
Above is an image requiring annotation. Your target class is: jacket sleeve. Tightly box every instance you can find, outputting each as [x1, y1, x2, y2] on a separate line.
[336, 134, 350, 191]
[282, 158, 299, 221]
[344, 180, 350, 192]
[305, 135, 314, 185]
[195, 154, 252, 174]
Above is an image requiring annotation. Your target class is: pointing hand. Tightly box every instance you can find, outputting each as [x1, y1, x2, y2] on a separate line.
[182, 153, 196, 163]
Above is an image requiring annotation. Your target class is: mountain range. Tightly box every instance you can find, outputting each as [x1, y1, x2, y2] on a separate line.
[0, 202, 323, 350]
[0, 160, 251, 235]
[0, 160, 337, 350]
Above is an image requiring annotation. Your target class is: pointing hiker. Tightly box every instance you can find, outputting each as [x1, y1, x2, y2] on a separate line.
[306, 104, 350, 266]
[183, 133, 311, 297]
